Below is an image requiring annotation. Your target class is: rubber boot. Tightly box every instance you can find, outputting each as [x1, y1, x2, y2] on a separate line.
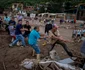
[36, 54, 40, 63]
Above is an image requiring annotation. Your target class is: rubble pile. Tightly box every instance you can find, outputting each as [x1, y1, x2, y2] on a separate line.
[20, 59, 83, 70]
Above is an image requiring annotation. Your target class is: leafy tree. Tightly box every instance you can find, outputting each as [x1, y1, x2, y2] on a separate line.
[0, 0, 85, 13]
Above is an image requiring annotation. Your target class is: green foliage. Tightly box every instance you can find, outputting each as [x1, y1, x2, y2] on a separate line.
[0, 0, 38, 8]
[0, 0, 85, 13]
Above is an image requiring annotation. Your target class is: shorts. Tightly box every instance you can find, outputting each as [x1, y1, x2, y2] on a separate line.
[30, 44, 40, 54]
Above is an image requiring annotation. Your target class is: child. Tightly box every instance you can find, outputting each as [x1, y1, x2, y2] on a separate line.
[8, 23, 16, 42]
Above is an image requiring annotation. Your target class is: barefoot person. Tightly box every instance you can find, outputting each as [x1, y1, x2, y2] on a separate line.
[28, 26, 45, 62]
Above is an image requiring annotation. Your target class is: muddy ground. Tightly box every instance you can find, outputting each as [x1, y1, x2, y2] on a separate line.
[0, 23, 82, 70]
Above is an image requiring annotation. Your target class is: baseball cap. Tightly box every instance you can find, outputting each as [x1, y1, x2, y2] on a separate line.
[53, 24, 59, 28]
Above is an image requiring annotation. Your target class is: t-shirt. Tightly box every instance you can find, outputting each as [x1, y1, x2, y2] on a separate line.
[4, 17, 10, 23]
[8, 25, 15, 36]
[28, 30, 40, 45]
[17, 15, 23, 20]
[48, 30, 60, 44]
[24, 24, 31, 35]
[81, 40, 85, 54]
[49, 30, 60, 38]
[9, 20, 16, 25]
[15, 24, 22, 35]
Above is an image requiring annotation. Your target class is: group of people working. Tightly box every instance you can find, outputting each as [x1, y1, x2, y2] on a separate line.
[7, 18, 74, 62]
[1, 13, 85, 62]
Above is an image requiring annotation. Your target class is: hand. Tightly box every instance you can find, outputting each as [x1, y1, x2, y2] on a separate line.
[45, 35, 49, 38]
[24, 28, 28, 31]
[59, 37, 63, 40]
[64, 40, 72, 42]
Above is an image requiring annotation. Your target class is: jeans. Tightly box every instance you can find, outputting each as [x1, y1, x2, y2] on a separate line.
[11, 34, 26, 46]
[30, 44, 40, 54]
[50, 40, 73, 57]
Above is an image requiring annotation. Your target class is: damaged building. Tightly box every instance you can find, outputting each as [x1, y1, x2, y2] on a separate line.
[76, 3, 85, 21]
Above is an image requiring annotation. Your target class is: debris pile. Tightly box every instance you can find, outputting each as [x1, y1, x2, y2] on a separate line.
[20, 59, 83, 70]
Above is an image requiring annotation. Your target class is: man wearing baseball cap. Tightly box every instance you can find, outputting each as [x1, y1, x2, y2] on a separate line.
[48, 24, 74, 58]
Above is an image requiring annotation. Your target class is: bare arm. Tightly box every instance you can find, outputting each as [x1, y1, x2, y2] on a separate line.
[20, 28, 28, 31]
[50, 33, 72, 42]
